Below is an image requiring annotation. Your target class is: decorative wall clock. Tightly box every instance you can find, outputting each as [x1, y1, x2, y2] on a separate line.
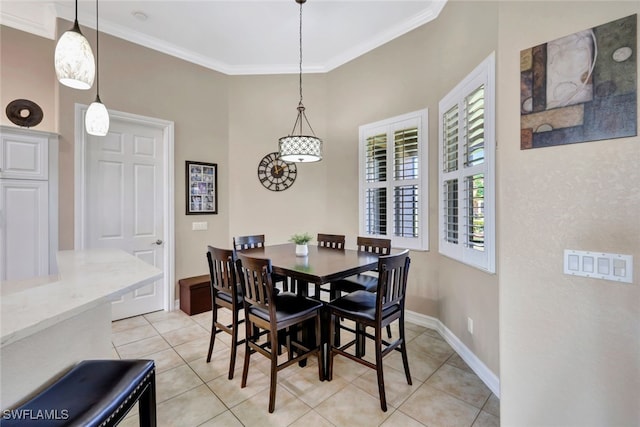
[257, 151, 297, 192]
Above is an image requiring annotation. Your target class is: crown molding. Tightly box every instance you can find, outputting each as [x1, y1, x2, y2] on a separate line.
[2, 0, 447, 76]
[0, 2, 57, 39]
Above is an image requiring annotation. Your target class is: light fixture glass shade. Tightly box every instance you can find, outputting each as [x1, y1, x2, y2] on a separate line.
[54, 22, 95, 90]
[279, 135, 322, 162]
[85, 97, 109, 136]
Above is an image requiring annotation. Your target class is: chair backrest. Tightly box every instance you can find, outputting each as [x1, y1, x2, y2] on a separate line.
[317, 233, 345, 250]
[233, 234, 266, 251]
[236, 253, 277, 316]
[376, 249, 411, 316]
[206, 246, 239, 298]
[356, 236, 391, 255]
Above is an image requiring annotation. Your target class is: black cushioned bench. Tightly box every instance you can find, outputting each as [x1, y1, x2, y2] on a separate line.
[1, 359, 156, 427]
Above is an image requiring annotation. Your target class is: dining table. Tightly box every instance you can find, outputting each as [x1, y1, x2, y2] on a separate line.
[239, 242, 383, 375]
[240, 243, 381, 298]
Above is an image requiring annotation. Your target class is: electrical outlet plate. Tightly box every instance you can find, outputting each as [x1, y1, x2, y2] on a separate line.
[563, 250, 633, 284]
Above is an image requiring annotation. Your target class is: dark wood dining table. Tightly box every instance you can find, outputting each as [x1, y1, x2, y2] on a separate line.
[240, 243, 381, 298]
[239, 243, 383, 375]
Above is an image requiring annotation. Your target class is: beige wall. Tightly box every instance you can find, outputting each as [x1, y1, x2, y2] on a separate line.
[2, 1, 639, 423]
[2, 19, 233, 296]
[325, 0, 501, 375]
[0, 26, 56, 132]
[56, 23, 231, 288]
[227, 74, 330, 244]
[497, 2, 640, 425]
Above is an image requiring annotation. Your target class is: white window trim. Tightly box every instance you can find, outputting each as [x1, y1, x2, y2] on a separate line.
[358, 109, 429, 251]
[438, 52, 496, 273]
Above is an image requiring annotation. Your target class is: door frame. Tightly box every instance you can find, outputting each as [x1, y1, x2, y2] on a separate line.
[74, 104, 176, 313]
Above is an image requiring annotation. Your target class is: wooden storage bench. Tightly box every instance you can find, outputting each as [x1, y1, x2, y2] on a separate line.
[179, 274, 212, 315]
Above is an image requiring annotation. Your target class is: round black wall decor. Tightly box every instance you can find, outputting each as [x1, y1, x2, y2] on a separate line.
[6, 99, 44, 128]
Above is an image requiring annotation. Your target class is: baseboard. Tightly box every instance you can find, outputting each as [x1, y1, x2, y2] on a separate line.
[406, 310, 500, 398]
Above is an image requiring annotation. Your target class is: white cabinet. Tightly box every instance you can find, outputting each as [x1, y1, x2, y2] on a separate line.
[0, 126, 58, 281]
[0, 132, 48, 180]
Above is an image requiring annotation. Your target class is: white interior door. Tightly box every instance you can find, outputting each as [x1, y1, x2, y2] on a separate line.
[78, 109, 174, 320]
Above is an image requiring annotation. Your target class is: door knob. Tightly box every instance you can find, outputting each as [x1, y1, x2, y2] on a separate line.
[153, 239, 163, 245]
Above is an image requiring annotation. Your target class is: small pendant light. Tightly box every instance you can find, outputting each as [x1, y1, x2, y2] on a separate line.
[85, 0, 109, 136]
[278, 0, 322, 163]
[54, 0, 95, 90]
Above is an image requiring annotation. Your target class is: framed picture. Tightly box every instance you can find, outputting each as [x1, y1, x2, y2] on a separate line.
[520, 14, 637, 149]
[186, 161, 218, 215]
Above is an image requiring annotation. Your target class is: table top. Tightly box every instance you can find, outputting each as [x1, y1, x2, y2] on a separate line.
[240, 243, 380, 284]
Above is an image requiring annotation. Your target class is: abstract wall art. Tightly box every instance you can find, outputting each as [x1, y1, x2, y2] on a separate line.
[520, 14, 637, 149]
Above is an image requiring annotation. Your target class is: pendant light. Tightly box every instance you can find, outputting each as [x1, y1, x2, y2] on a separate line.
[278, 0, 322, 163]
[54, 0, 95, 90]
[85, 0, 109, 136]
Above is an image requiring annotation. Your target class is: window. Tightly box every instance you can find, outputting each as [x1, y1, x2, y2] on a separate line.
[359, 109, 428, 250]
[438, 53, 495, 273]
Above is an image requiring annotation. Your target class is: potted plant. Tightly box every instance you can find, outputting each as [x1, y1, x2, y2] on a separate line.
[290, 232, 312, 256]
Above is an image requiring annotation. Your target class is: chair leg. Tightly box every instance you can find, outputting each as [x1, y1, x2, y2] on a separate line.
[268, 329, 279, 413]
[138, 374, 157, 427]
[333, 312, 341, 347]
[375, 328, 387, 412]
[356, 324, 366, 357]
[241, 319, 252, 389]
[386, 324, 392, 339]
[316, 314, 324, 381]
[206, 304, 217, 363]
[328, 313, 335, 381]
[399, 318, 412, 385]
[228, 309, 239, 379]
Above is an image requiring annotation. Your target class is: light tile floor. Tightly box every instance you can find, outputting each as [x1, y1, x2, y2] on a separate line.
[112, 308, 499, 427]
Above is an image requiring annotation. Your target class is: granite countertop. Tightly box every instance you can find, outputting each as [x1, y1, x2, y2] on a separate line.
[0, 248, 163, 347]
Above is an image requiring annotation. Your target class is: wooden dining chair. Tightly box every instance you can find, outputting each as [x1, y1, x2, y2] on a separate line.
[330, 236, 393, 343]
[331, 236, 391, 295]
[236, 253, 324, 413]
[327, 249, 412, 412]
[206, 246, 244, 379]
[233, 234, 290, 292]
[313, 233, 346, 299]
[317, 233, 345, 250]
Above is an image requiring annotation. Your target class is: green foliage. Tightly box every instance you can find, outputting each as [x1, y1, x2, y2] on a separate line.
[289, 232, 312, 245]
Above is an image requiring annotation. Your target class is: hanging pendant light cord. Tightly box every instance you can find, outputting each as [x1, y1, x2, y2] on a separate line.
[95, 0, 100, 98]
[291, 0, 317, 137]
[298, 1, 303, 106]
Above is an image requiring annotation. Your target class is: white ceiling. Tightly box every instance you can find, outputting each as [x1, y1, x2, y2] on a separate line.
[1, 0, 447, 75]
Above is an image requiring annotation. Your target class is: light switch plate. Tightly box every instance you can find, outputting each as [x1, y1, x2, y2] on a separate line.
[563, 250, 633, 284]
[192, 221, 208, 231]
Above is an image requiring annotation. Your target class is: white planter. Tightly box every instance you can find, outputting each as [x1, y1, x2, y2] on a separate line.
[295, 244, 308, 257]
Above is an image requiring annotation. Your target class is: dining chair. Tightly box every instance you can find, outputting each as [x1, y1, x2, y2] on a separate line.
[313, 233, 346, 299]
[326, 249, 412, 412]
[330, 236, 393, 343]
[317, 233, 345, 250]
[206, 246, 244, 379]
[331, 236, 391, 295]
[236, 253, 324, 413]
[233, 234, 291, 292]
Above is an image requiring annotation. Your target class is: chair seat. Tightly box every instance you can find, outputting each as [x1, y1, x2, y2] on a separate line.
[249, 292, 323, 323]
[328, 290, 400, 321]
[332, 273, 379, 293]
[3, 360, 155, 427]
[217, 285, 280, 305]
[216, 286, 242, 305]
